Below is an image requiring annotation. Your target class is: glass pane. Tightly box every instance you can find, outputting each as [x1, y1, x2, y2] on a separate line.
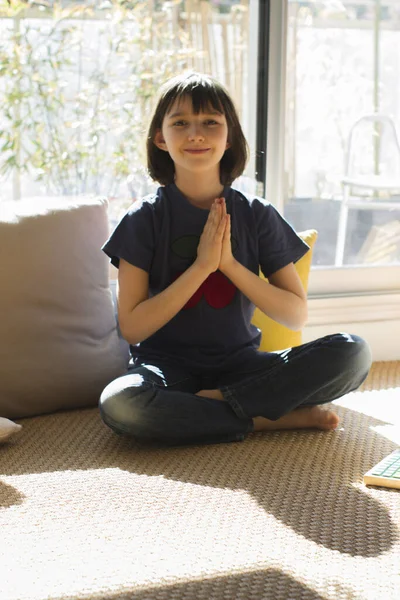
[283, 0, 400, 267]
[0, 0, 255, 222]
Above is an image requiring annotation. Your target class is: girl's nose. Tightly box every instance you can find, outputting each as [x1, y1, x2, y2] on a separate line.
[188, 125, 205, 141]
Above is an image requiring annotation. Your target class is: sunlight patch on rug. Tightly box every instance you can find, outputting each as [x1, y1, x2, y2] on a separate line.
[334, 386, 400, 425]
[3, 466, 398, 600]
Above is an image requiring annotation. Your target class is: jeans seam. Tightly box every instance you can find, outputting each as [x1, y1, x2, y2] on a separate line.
[222, 386, 252, 421]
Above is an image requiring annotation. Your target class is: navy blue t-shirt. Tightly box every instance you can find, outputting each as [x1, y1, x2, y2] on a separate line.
[102, 184, 309, 370]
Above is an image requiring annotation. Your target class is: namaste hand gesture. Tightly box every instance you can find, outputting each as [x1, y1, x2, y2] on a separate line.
[196, 197, 234, 274]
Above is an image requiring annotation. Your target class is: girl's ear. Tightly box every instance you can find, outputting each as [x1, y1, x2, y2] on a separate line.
[154, 129, 168, 151]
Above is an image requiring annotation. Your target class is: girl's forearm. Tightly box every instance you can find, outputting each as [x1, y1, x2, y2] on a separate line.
[120, 262, 210, 345]
[222, 259, 307, 331]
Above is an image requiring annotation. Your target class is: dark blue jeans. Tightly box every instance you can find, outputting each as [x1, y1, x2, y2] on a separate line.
[99, 333, 372, 446]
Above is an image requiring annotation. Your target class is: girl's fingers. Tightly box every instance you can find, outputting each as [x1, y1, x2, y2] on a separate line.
[203, 199, 225, 240]
[221, 198, 226, 219]
[205, 203, 216, 230]
[215, 199, 224, 225]
[207, 200, 221, 228]
[222, 214, 230, 239]
[217, 211, 227, 237]
[220, 201, 228, 230]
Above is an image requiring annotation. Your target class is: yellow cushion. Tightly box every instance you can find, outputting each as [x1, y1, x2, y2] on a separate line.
[251, 229, 318, 352]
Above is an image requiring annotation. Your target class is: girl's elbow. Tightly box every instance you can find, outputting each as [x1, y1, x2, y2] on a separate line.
[293, 303, 308, 331]
[287, 302, 308, 331]
[119, 326, 137, 346]
[118, 318, 142, 346]
[291, 318, 307, 332]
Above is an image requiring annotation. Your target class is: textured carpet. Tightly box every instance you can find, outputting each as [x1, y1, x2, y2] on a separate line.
[1, 361, 400, 600]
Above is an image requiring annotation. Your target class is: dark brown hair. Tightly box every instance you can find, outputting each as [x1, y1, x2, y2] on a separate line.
[146, 72, 249, 186]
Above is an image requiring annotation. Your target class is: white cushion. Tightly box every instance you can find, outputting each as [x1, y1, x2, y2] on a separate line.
[0, 196, 129, 419]
[0, 417, 22, 443]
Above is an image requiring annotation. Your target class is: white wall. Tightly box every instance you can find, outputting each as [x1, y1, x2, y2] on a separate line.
[304, 293, 400, 361]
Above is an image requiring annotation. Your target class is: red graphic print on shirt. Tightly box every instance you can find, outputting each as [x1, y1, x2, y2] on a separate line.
[173, 270, 236, 309]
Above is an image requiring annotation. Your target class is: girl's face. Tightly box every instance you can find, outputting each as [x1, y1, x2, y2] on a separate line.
[154, 95, 231, 180]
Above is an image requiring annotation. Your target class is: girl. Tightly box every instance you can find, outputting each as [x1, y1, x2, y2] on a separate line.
[100, 72, 371, 446]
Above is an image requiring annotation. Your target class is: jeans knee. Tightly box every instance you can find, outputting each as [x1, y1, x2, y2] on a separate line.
[347, 334, 372, 371]
[99, 373, 157, 437]
[336, 333, 372, 388]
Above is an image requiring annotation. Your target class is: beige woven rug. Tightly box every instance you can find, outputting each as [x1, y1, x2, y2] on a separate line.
[1, 361, 400, 600]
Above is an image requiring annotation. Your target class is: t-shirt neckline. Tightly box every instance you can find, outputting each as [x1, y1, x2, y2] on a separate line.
[169, 183, 230, 212]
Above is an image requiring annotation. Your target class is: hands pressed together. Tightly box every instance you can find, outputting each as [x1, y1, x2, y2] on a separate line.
[196, 197, 235, 275]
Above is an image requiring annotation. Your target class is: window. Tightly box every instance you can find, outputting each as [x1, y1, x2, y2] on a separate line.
[266, 0, 400, 295]
[0, 0, 256, 220]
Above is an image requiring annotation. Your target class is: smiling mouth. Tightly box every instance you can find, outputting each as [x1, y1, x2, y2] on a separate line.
[185, 149, 211, 154]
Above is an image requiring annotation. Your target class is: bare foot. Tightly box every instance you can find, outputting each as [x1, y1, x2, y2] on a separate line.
[195, 389, 224, 401]
[253, 405, 340, 432]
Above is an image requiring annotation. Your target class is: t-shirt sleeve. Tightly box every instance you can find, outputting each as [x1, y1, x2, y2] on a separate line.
[102, 200, 155, 271]
[253, 198, 310, 278]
